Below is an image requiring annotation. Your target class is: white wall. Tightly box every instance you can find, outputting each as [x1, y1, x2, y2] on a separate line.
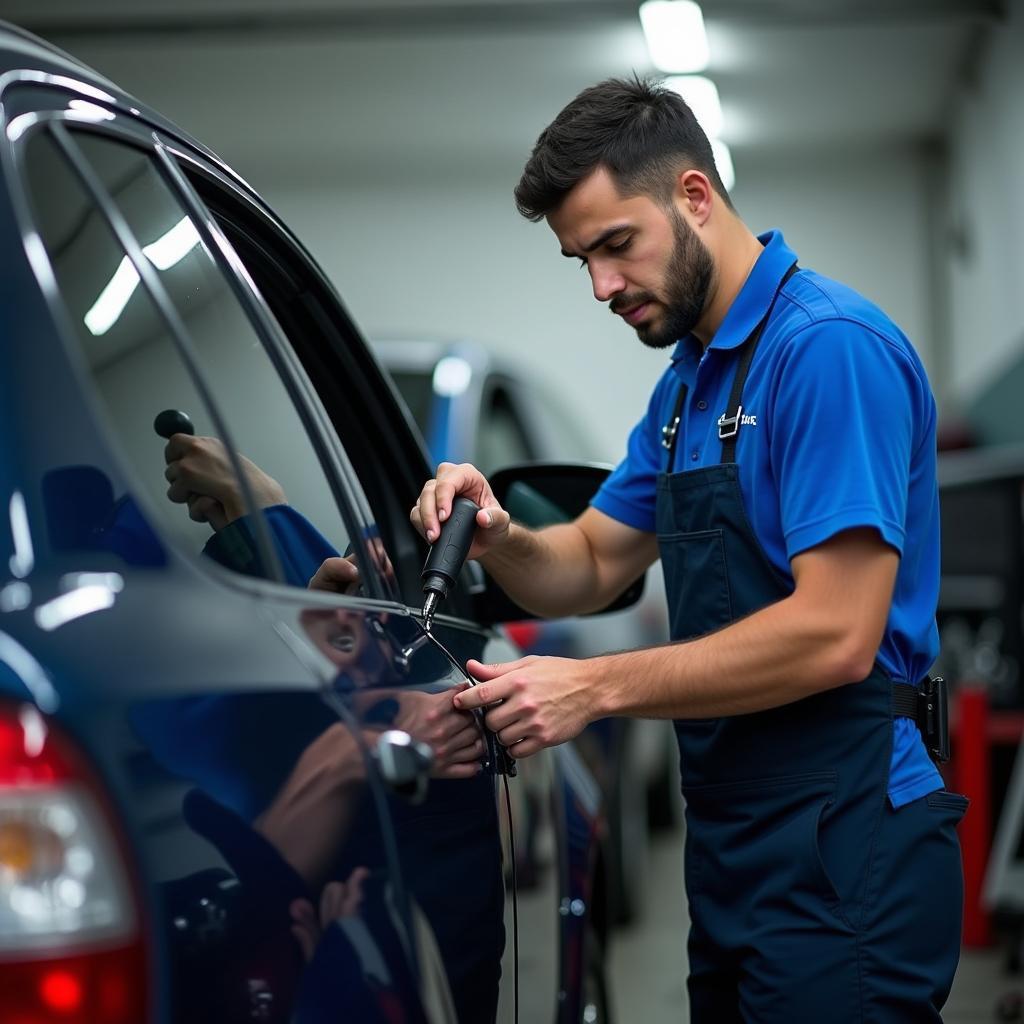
[732, 147, 937, 379]
[260, 144, 937, 464]
[942, 0, 1024, 406]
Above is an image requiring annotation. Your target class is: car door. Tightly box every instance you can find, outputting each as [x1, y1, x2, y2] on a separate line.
[2, 84, 474, 1023]
[153, 135, 589, 1023]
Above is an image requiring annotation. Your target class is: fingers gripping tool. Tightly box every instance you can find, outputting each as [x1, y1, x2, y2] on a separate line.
[420, 497, 516, 777]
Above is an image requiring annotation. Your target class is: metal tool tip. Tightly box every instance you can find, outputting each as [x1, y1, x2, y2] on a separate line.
[422, 590, 439, 628]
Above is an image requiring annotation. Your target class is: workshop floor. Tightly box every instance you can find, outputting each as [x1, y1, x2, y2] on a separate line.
[608, 827, 1011, 1023]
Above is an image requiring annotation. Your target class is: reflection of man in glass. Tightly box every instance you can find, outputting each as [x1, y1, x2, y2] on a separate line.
[160, 432, 504, 1022]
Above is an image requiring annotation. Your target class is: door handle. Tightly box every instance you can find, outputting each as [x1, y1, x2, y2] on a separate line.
[374, 729, 433, 804]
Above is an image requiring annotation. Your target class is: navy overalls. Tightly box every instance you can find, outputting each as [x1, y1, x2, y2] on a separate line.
[657, 266, 967, 1021]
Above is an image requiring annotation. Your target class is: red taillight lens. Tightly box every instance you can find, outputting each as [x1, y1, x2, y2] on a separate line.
[0, 701, 148, 1023]
[0, 706, 76, 787]
[2, 945, 147, 1023]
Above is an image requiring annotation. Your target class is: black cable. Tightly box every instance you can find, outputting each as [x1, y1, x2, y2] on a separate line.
[502, 772, 519, 1024]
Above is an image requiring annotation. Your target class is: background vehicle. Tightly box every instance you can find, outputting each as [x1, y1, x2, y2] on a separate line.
[374, 339, 680, 924]
[0, 23, 625, 1023]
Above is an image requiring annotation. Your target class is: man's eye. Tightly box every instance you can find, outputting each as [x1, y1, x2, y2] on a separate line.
[608, 238, 631, 253]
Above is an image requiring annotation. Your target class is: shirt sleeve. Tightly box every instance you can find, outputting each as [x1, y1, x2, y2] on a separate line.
[768, 319, 927, 560]
[590, 373, 676, 532]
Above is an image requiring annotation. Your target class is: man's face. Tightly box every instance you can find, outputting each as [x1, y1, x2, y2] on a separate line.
[548, 167, 715, 349]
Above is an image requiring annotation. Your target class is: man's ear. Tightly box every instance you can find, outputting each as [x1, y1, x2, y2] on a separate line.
[674, 169, 713, 227]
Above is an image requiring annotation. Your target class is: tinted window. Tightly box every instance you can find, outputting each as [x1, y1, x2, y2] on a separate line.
[24, 126, 356, 588]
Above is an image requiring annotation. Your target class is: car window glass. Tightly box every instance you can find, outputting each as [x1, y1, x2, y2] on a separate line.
[26, 126, 359, 589]
[20, 129, 266, 574]
[182, 178, 426, 609]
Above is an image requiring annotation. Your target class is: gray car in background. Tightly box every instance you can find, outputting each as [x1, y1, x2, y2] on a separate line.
[374, 339, 681, 924]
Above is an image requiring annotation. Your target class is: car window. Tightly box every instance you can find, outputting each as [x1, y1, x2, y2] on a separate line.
[178, 168, 449, 613]
[22, 125, 358, 590]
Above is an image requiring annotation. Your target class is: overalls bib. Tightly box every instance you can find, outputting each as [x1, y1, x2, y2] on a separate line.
[655, 266, 967, 1022]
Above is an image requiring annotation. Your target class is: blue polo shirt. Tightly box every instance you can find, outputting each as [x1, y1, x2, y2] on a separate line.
[592, 229, 942, 808]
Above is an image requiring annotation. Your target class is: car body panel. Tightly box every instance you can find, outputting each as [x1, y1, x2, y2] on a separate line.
[0, 23, 605, 1024]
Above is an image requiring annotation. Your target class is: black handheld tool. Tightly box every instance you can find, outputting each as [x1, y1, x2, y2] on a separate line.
[421, 496, 480, 629]
[154, 409, 195, 439]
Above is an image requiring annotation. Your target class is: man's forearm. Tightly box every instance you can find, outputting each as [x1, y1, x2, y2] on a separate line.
[592, 591, 875, 721]
[479, 521, 611, 618]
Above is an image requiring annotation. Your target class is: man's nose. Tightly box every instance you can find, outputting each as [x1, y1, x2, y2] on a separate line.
[590, 264, 625, 303]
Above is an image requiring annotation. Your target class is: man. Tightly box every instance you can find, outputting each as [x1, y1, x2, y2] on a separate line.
[413, 78, 966, 1020]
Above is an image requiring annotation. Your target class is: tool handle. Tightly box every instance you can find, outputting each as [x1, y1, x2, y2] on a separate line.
[421, 496, 480, 591]
[154, 409, 195, 439]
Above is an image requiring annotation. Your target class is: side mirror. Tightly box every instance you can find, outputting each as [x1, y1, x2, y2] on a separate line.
[476, 462, 645, 624]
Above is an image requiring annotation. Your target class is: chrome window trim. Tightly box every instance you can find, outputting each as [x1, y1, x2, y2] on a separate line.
[151, 136, 400, 603]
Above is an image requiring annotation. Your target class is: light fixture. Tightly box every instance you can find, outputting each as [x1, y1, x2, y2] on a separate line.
[711, 139, 735, 192]
[141, 217, 201, 271]
[34, 584, 117, 633]
[8, 491, 34, 579]
[83, 256, 139, 336]
[84, 217, 201, 336]
[639, 1, 709, 74]
[663, 75, 722, 138]
[432, 356, 473, 398]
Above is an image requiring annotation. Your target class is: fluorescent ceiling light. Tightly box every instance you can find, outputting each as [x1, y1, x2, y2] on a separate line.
[142, 217, 201, 271]
[664, 75, 722, 138]
[711, 139, 735, 192]
[432, 356, 473, 397]
[8, 491, 34, 579]
[639, 1, 709, 74]
[84, 256, 140, 336]
[84, 217, 201, 336]
[34, 584, 117, 632]
[67, 99, 115, 125]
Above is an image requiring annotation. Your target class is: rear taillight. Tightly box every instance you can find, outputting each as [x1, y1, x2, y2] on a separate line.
[0, 700, 148, 1022]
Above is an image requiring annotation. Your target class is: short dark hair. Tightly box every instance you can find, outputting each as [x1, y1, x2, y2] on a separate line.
[514, 75, 732, 221]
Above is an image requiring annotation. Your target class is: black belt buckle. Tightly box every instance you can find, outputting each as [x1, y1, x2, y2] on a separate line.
[918, 675, 950, 764]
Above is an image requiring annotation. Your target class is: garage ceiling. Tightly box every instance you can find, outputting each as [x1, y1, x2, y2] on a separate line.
[0, 0, 1004, 182]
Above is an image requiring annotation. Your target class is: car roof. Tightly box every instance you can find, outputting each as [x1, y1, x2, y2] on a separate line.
[0, 20, 260, 211]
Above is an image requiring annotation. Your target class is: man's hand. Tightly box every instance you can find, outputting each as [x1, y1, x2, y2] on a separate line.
[164, 434, 287, 531]
[455, 656, 595, 758]
[290, 866, 371, 962]
[309, 556, 362, 594]
[411, 462, 511, 560]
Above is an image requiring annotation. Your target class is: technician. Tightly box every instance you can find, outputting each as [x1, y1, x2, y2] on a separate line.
[413, 78, 966, 1020]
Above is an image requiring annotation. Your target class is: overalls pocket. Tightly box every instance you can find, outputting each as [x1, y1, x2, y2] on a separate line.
[684, 770, 855, 930]
[658, 529, 732, 640]
[925, 790, 969, 820]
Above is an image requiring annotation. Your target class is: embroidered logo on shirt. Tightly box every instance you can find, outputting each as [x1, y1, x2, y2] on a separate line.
[718, 412, 758, 428]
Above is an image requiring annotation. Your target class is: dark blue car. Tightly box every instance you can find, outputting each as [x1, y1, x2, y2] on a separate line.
[0, 23, 628, 1023]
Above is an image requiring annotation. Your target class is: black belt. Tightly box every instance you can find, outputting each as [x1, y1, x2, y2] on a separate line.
[893, 677, 949, 764]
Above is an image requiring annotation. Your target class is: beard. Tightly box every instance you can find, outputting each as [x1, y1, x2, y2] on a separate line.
[613, 210, 715, 350]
